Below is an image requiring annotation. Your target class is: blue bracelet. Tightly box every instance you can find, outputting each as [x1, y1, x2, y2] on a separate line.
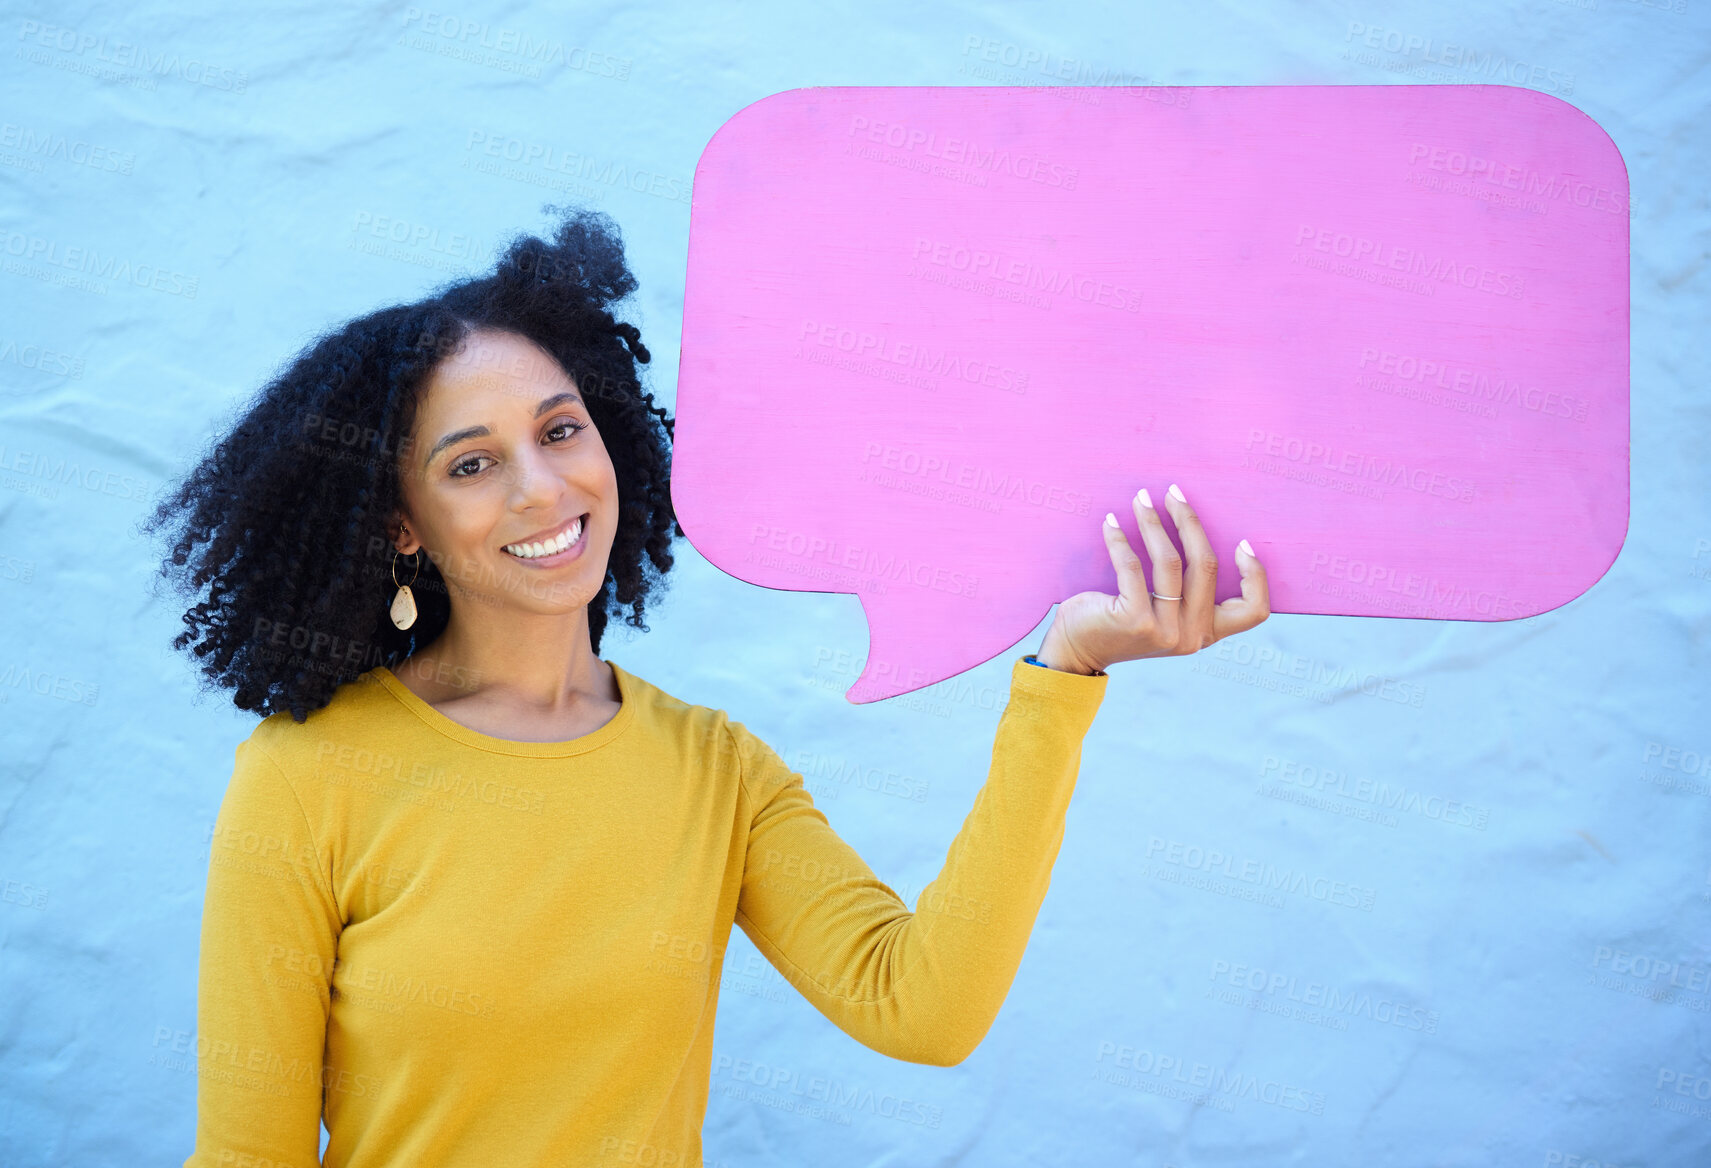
[1025, 654, 1105, 676]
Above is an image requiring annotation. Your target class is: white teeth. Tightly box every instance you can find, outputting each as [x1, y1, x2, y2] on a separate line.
[505, 517, 582, 559]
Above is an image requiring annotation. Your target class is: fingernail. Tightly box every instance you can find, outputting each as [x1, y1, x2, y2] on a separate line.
[1238, 538, 1255, 558]
[1137, 487, 1153, 510]
[1105, 512, 1119, 528]
[1168, 483, 1186, 503]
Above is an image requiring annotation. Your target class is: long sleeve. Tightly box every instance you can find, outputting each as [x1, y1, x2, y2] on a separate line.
[184, 735, 343, 1168]
[732, 655, 1107, 1067]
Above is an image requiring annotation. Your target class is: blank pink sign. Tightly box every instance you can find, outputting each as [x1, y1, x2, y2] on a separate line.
[674, 85, 1629, 703]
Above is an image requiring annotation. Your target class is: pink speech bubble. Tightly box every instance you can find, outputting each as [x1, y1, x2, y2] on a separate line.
[674, 85, 1629, 703]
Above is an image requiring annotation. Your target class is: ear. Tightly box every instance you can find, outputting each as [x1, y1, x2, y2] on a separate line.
[391, 515, 422, 557]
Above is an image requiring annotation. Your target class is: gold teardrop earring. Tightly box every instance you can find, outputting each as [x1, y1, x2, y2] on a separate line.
[390, 538, 422, 631]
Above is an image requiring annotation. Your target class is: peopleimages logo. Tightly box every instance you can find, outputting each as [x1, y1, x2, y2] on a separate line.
[1591, 946, 1711, 992]
[712, 1054, 943, 1128]
[1145, 837, 1377, 911]
[1406, 143, 1626, 217]
[1260, 755, 1490, 830]
[1203, 639, 1430, 707]
[1245, 427, 1477, 503]
[1208, 959, 1439, 1033]
[1342, 22, 1576, 97]
[849, 115, 1079, 189]
[1357, 347, 1589, 423]
[1092, 1042, 1326, 1114]
[910, 238, 1142, 312]
[799, 319, 1030, 395]
[1292, 225, 1525, 300]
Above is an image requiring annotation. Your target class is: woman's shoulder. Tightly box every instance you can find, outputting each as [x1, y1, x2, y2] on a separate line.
[609, 660, 746, 758]
[239, 666, 408, 771]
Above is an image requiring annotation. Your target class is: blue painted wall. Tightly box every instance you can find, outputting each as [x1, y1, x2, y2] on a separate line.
[2, 2, 1706, 1164]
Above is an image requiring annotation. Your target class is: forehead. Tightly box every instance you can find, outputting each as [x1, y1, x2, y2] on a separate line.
[421, 329, 575, 409]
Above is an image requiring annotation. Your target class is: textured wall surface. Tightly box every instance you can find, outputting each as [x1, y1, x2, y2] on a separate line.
[1, 2, 1707, 1165]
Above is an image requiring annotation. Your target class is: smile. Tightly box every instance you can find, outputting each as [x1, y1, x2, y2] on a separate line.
[502, 513, 588, 563]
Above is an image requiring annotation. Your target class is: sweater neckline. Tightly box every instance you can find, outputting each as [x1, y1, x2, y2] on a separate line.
[368, 659, 639, 758]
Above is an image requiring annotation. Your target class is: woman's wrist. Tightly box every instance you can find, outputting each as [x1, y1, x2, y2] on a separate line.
[1026, 622, 1108, 677]
[1029, 632, 1106, 676]
[1026, 654, 1104, 676]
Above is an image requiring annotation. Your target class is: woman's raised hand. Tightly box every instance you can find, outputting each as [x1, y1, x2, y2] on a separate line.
[1033, 482, 1270, 675]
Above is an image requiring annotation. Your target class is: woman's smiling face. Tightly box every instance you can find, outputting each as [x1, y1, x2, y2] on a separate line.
[394, 327, 618, 616]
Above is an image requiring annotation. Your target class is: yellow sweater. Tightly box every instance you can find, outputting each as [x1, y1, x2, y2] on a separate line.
[184, 655, 1106, 1168]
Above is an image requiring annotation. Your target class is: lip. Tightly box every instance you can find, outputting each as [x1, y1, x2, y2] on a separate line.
[500, 512, 589, 567]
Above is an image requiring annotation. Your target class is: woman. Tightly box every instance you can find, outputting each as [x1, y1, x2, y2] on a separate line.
[149, 206, 1269, 1167]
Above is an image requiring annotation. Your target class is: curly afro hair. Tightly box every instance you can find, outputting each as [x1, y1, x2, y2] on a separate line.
[144, 204, 679, 723]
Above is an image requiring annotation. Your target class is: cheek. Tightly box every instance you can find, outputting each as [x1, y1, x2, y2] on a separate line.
[441, 496, 500, 546]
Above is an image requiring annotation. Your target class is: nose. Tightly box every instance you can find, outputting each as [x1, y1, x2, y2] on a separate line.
[506, 445, 565, 513]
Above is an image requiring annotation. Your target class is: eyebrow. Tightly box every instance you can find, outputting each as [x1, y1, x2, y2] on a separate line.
[422, 391, 584, 469]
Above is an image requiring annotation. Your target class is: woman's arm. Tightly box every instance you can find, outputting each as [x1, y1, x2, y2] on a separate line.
[730, 481, 1265, 1067]
[183, 737, 342, 1167]
[731, 655, 1106, 1067]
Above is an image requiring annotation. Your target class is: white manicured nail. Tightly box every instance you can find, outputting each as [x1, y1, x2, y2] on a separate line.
[1238, 538, 1255, 558]
[1137, 487, 1153, 509]
[1168, 483, 1186, 503]
[1105, 512, 1119, 528]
